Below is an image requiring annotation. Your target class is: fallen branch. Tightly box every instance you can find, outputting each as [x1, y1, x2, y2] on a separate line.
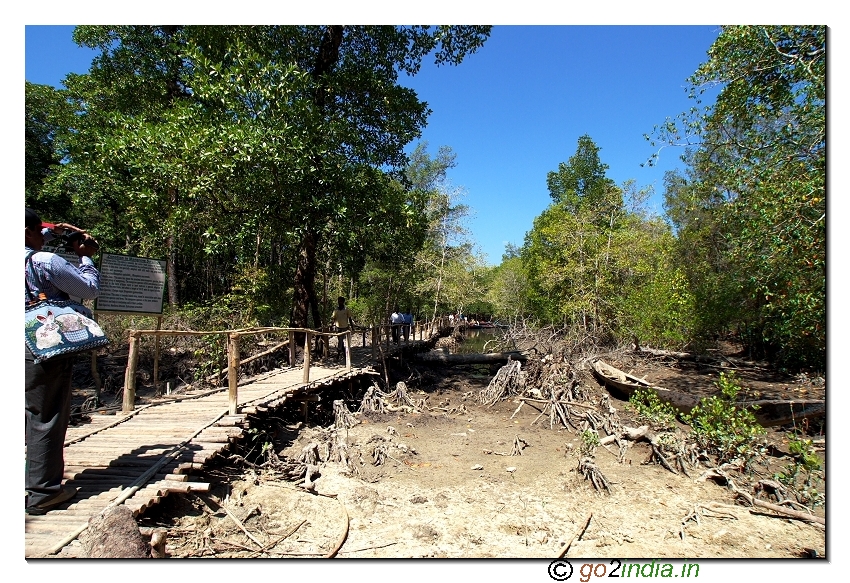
[557, 512, 593, 558]
[325, 499, 350, 558]
[249, 519, 307, 557]
[509, 400, 525, 419]
[736, 491, 825, 526]
[222, 504, 264, 550]
[600, 425, 651, 446]
[339, 541, 400, 555]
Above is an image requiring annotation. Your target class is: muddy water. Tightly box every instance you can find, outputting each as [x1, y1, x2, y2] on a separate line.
[453, 327, 501, 353]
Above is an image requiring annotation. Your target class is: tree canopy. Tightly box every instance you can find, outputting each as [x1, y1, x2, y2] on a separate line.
[27, 25, 491, 328]
[25, 25, 825, 371]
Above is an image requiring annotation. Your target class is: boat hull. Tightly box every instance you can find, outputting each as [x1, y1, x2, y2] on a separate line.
[590, 359, 824, 428]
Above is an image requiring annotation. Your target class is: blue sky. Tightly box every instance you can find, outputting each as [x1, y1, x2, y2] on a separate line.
[24, 24, 718, 265]
[400, 25, 720, 263]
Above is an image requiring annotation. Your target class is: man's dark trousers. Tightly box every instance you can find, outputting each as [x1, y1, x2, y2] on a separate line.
[25, 346, 74, 507]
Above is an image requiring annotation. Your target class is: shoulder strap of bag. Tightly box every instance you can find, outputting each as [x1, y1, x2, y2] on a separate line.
[25, 251, 46, 304]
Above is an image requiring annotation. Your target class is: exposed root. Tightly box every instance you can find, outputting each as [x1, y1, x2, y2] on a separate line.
[333, 400, 358, 430]
[511, 435, 529, 456]
[479, 359, 524, 405]
[359, 381, 424, 414]
[680, 503, 738, 540]
[578, 456, 612, 494]
[359, 381, 388, 414]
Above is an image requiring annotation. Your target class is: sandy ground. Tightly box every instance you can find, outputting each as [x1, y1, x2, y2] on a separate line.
[138, 356, 826, 560]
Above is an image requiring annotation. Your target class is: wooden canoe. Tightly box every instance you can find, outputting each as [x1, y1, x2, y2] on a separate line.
[590, 359, 825, 428]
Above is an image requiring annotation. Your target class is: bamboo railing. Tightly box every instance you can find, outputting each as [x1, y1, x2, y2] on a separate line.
[122, 327, 351, 415]
[121, 316, 454, 414]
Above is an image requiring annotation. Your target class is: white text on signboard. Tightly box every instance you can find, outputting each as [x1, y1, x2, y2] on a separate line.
[95, 253, 166, 314]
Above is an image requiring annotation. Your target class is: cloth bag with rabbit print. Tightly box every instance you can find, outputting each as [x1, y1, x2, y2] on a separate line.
[25, 251, 109, 364]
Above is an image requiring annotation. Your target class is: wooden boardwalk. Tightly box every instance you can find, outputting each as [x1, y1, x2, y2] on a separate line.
[24, 342, 412, 558]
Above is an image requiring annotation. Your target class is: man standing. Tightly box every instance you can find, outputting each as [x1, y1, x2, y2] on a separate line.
[25, 208, 101, 514]
[403, 311, 413, 343]
[390, 308, 404, 345]
[331, 296, 356, 361]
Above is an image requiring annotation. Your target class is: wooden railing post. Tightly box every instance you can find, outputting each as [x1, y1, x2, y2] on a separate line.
[228, 333, 240, 415]
[91, 312, 102, 407]
[122, 331, 140, 413]
[303, 331, 311, 383]
[153, 316, 162, 395]
[345, 330, 352, 372]
[288, 330, 295, 367]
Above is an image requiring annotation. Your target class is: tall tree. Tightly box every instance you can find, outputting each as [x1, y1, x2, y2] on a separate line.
[546, 134, 620, 218]
[651, 26, 825, 367]
[49, 26, 490, 326]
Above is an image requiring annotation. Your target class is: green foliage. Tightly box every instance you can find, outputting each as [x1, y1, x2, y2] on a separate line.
[627, 387, 678, 431]
[486, 256, 530, 321]
[25, 82, 77, 209]
[682, 372, 765, 462]
[523, 147, 694, 348]
[579, 429, 600, 457]
[650, 26, 825, 369]
[546, 134, 620, 217]
[778, 433, 822, 486]
[38, 25, 491, 327]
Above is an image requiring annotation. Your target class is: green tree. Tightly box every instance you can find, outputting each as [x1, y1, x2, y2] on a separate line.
[44, 25, 490, 330]
[25, 82, 76, 211]
[651, 26, 825, 367]
[546, 134, 621, 218]
[487, 254, 530, 323]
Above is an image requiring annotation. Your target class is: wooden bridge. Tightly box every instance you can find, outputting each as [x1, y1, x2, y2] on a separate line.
[25, 320, 449, 558]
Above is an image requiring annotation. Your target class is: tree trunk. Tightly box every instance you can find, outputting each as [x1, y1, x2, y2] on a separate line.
[292, 230, 319, 329]
[164, 185, 180, 306]
[289, 25, 344, 332]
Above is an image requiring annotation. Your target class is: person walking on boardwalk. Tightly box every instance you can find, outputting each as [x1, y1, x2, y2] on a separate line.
[331, 296, 356, 361]
[25, 208, 102, 515]
[390, 307, 404, 345]
[403, 311, 413, 342]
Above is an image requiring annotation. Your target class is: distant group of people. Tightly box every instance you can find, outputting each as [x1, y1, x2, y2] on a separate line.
[390, 307, 413, 344]
[329, 299, 420, 357]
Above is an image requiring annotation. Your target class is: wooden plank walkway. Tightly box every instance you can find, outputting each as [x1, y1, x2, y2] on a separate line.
[24, 342, 408, 558]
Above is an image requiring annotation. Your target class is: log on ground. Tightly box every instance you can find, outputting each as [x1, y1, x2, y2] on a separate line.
[413, 351, 528, 365]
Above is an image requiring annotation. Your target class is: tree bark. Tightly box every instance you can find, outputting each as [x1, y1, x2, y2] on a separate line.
[292, 229, 319, 329]
[290, 26, 344, 330]
[166, 187, 179, 307]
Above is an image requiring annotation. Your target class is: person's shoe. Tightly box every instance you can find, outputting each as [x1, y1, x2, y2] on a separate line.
[25, 485, 78, 515]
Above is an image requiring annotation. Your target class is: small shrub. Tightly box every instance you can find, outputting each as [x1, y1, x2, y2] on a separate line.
[682, 372, 765, 462]
[778, 433, 822, 488]
[579, 429, 600, 457]
[627, 387, 678, 430]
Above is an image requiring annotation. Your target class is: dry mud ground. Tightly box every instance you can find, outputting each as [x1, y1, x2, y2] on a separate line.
[138, 356, 826, 561]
